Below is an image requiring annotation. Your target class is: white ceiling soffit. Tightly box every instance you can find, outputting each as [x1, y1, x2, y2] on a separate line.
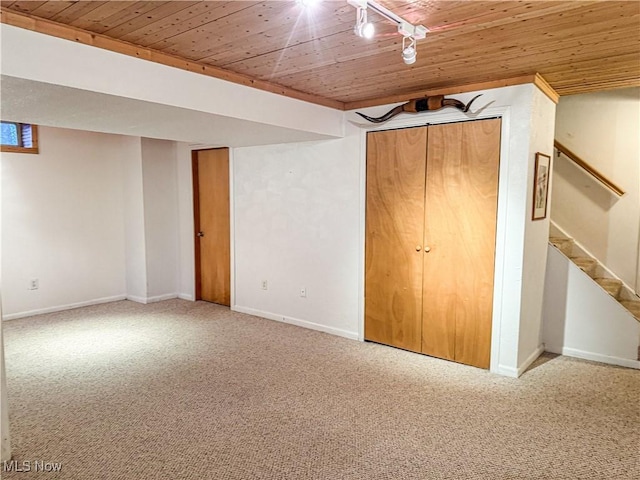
[0, 76, 338, 147]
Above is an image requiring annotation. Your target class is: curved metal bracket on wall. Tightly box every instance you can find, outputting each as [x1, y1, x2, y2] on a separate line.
[356, 94, 482, 124]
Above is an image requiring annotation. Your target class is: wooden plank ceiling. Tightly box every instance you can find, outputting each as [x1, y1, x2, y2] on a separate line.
[2, 0, 639, 109]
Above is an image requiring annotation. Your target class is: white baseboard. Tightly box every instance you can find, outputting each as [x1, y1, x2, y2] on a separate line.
[126, 295, 148, 304]
[127, 293, 181, 304]
[2, 295, 127, 321]
[544, 344, 562, 355]
[146, 293, 178, 303]
[518, 344, 545, 376]
[178, 293, 194, 301]
[494, 365, 519, 378]
[494, 345, 545, 378]
[231, 305, 359, 341]
[536, 344, 639, 370]
[558, 347, 640, 370]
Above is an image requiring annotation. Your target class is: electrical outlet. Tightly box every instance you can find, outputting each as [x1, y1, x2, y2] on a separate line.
[29, 278, 39, 290]
[261, 280, 268, 290]
[300, 287, 306, 298]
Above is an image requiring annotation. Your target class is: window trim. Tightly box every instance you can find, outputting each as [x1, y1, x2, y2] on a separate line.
[1, 123, 39, 154]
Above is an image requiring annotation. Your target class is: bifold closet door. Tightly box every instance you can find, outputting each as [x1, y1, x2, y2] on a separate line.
[422, 118, 501, 369]
[365, 127, 428, 353]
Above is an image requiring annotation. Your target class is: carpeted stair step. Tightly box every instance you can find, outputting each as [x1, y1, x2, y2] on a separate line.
[594, 277, 623, 299]
[549, 236, 574, 256]
[620, 300, 640, 322]
[570, 256, 598, 278]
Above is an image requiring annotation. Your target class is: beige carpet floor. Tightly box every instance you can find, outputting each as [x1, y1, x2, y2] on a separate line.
[2, 299, 639, 479]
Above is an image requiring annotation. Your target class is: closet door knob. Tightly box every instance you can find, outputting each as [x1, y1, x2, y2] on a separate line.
[415, 245, 422, 252]
[424, 246, 431, 253]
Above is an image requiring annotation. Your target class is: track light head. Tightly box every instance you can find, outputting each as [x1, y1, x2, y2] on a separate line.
[354, 7, 375, 39]
[402, 46, 416, 65]
[402, 36, 417, 65]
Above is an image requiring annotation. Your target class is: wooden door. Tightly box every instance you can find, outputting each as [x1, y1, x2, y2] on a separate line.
[422, 119, 501, 368]
[365, 127, 428, 353]
[193, 148, 230, 306]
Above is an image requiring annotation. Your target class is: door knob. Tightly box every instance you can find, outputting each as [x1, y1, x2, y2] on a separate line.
[424, 246, 431, 253]
[415, 245, 422, 251]
[197, 232, 205, 237]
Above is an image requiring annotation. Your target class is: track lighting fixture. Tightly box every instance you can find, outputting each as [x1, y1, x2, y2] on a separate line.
[347, 0, 428, 65]
[401, 35, 417, 65]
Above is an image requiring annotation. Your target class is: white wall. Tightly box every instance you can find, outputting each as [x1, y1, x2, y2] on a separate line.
[176, 143, 195, 301]
[543, 246, 639, 368]
[1, 128, 186, 318]
[233, 127, 361, 338]
[553, 88, 640, 292]
[123, 137, 147, 301]
[141, 138, 179, 300]
[1, 127, 129, 318]
[518, 87, 557, 366]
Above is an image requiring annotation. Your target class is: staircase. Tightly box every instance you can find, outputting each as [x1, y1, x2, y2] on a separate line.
[549, 231, 640, 323]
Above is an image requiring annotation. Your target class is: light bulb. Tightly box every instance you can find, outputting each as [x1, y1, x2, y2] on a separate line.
[356, 22, 375, 39]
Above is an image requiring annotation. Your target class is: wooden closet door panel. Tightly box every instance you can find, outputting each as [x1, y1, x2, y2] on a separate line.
[365, 127, 428, 353]
[421, 123, 461, 361]
[422, 119, 501, 368]
[453, 118, 501, 369]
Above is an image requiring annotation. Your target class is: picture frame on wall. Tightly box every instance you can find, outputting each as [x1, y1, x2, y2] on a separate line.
[532, 152, 551, 220]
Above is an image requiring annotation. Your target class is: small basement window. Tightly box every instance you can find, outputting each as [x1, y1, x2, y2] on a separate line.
[1, 122, 39, 154]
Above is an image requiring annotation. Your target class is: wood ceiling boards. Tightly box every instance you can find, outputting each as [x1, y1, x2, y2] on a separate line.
[2, 1, 639, 110]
